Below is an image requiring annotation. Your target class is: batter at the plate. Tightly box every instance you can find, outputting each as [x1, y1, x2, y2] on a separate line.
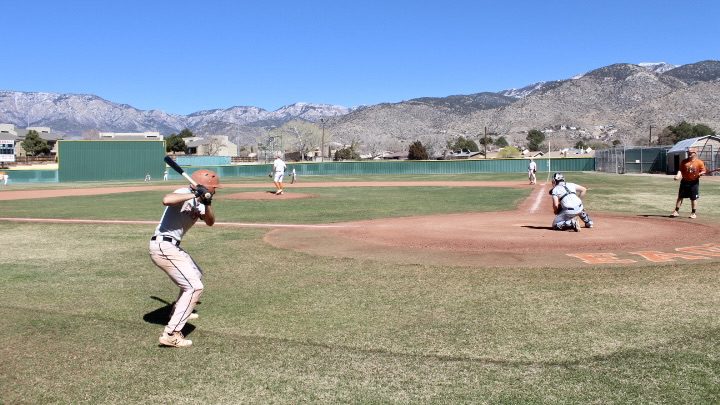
[149, 169, 220, 348]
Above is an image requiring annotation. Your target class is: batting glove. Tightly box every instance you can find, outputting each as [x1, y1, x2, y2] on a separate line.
[193, 185, 209, 198]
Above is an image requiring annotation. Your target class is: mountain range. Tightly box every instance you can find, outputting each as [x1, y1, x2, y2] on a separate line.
[1, 60, 719, 153]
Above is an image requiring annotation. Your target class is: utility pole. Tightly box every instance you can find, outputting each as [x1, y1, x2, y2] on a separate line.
[649, 125, 655, 145]
[320, 118, 325, 162]
[484, 126, 488, 159]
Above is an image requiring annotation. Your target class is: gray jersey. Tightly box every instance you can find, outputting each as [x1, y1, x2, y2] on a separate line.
[153, 187, 206, 242]
[550, 182, 582, 209]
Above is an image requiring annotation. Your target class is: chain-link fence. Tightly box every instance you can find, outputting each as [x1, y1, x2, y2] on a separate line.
[595, 146, 671, 174]
[697, 144, 720, 174]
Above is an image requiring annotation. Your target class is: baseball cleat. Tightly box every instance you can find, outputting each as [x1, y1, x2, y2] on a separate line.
[159, 331, 192, 347]
[670, 211, 679, 217]
[571, 219, 580, 232]
[690, 213, 697, 219]
[585, 222, 593, 228]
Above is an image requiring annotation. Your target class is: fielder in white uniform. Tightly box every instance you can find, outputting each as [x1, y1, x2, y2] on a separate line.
[149, 169, 220, 347]
[528, 158, 537, 185]
[272, 153, 287, 195]
[549, 172, 593, 231]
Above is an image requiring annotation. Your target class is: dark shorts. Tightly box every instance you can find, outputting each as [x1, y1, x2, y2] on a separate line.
[678, 179, 700, 200]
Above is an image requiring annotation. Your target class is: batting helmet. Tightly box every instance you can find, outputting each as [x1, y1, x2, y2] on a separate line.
[552, 172, 565, 185]
[191, 169, 221, 193]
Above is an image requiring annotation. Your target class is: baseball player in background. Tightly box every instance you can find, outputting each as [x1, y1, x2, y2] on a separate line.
[290, 167, 297, 184]
[272, 152, 287, 195]
[149, 169, 220, 348]
[549, 172, 593, 232]
[671, 147, 706, 219]
[528, 158, 537, 185]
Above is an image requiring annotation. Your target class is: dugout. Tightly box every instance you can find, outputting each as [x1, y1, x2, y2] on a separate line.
[58, 140, 165, 182]
[666, 135, 720, 174]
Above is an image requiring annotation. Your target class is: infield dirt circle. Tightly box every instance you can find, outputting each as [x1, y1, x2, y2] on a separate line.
[263, 182, 720, 268]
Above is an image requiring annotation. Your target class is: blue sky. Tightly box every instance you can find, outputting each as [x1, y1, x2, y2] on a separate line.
[2, 0, 718, 115]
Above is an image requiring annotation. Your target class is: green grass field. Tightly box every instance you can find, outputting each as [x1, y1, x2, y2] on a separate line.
[1, 172, 719, 403]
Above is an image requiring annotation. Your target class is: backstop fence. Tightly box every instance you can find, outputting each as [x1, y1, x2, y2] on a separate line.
[594, 146, 671, 174]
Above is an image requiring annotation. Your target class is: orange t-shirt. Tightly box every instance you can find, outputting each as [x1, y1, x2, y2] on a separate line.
[680, 157, 706, 181]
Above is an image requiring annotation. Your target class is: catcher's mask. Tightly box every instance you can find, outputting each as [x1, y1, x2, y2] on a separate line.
[552, 172, 565, 185]
[191, 169, 221, 194]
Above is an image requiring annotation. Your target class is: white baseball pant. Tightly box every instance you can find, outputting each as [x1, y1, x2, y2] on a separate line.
[149, 238, 204, 335]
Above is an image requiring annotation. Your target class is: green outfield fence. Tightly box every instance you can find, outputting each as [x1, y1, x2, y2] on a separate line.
[4, 157, 595, 184]
[58, 140, 166, 182]
[0, 169, 58, 184]
[182, 157, 594, 179]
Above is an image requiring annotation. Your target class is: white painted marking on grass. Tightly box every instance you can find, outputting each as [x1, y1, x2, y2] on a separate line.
[0, 217, 354, 229]
[0, 218, 157, 225]
[214, 222, 355, 229]
[529, 185, 547, 214]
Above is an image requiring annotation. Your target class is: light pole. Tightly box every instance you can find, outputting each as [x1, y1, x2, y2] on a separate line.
[320, 118, 325, 162]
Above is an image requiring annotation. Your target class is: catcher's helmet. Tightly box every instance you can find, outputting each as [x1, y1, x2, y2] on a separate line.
[191, 169, 221, 193]
[552, 172, 565, 185]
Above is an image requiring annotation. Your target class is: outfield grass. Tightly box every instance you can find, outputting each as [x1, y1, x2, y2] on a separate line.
[1, 173, 719, 403]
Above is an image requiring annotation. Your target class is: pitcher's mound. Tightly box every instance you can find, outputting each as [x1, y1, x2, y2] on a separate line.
[222, 191, 316, 200]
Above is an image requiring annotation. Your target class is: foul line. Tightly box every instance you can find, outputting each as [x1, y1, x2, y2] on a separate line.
[529, 184, 547, 214]
[0, 217, 353, 229]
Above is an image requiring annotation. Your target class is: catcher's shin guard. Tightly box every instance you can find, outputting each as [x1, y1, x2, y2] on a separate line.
[579, 210, 592, 226]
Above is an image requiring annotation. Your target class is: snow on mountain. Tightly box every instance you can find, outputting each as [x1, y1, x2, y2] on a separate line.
[499, 80, 566, 99]
[0, 91, 350, 135]
[639, 62, 678, 74]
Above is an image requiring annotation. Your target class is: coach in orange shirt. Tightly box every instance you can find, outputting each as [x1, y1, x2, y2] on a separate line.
[671, 147, 706, 219]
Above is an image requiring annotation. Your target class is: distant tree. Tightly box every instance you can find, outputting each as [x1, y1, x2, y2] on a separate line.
[526, 129, 545, 151]
[277, 120, 323, 161]
[334, 144, 360, 161]
[612, 139, 621, 147]
[497, 146, 521, 158]
[574, 140, 588, 150]
[165, 134, 186, 154]
[588, 141, 610, 150]
[693, 123, 715, 137]
[478, 136, 494, 147]
[179, 128, 194, 138]
[494, 136, 509, 148]
[658, 121, 716, 144]
[21, 130, 50, 156]
[447, 136, 479, 152]
[205, 137, 224, 156]
[407, 141, 429, 160]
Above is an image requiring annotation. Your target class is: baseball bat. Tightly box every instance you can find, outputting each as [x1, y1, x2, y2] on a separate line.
[163, 156, 212, 199]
